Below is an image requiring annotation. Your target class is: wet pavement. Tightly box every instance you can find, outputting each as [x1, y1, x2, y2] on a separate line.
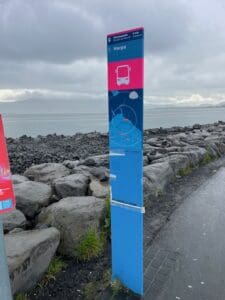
[145, 167, 225, 300]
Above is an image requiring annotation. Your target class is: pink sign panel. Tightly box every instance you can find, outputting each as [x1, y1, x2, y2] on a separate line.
[0, 115, 16, 214]
[108, 58, 143, 91]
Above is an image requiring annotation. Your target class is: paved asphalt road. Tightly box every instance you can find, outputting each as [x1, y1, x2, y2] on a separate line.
[145, 167, 225, 300]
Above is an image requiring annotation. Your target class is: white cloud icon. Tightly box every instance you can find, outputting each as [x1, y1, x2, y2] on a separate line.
[129, 91, 139, 99]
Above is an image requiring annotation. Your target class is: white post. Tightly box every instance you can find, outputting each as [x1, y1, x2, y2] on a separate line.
[0, 216, 12, 300]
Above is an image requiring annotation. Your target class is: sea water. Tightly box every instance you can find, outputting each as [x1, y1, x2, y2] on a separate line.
[2, 106, 225, 138]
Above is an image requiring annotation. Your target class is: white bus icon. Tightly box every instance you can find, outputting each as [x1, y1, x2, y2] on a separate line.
[115, 65, 131, 86]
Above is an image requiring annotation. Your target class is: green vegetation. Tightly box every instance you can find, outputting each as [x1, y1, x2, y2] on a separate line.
[201, 151, 217, 165]
[83, 269, 111, 300]
[178, 164, 194, 177]
[83, 271, 136, 300]
[111, 279, 129, 298]
[100, 194, 111, 240]
[102, 269, 111, 284]
[75, 228, 104, 261]
[45, 257, 66, 281]
[83, 273, 135, 299]
[178, 150, 218, 177]
[83, 282, 97, 300]
[38, 257, 66, 288]
[77, 195, 112, 296]
[15, 294, 28, 300]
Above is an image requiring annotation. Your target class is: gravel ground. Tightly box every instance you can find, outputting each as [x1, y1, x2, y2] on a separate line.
[27, 245, 111, 300]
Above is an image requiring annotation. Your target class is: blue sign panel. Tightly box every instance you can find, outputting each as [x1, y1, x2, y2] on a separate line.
[111, 204, 143, 293]
[107, 27, 144, 296]
[108, 39, 144, 62]
[110, 151, 143, 206]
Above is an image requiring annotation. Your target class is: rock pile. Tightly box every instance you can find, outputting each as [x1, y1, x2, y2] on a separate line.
[4, 159, 109, 294]
[143, 121, 225, 201]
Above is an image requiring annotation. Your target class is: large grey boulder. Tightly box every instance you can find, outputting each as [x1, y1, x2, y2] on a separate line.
[89, 180, 109, 198]
[14, 181, 52, 218]
[154, 155, 190, 174]
[143, 156, 149, 166]
[181, 148, 206, 165]
[70, 165, 92, 178]
[38, 196, 104, 256]
[217, 142, 225, 155]
[143, 143, 152, 154]
[2, 209, 26, 232]
[5, 227, 60, 294]
[146, 137, 162, 147]
[53, 174, 89, 198]
[24, 163, 70, 184]
[143, 176, 155, 201]
[89, 167, 109, 182]
[63, 160, 79, 169]
[144, 162, 174, 196]
[12, 175, 29, 185]
[81, 154, 109, 168]
[204, 135, 220, 143]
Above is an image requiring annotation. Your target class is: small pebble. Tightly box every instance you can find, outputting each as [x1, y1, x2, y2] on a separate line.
[188, 285, 193, 289]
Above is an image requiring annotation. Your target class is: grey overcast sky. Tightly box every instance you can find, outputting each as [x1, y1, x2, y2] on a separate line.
[0, 0, 225, 112]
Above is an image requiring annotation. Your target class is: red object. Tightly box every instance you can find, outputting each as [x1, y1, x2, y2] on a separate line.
[0, 115, 15, 214]
[107, 27, 144, 37]
[108, 58, 144, 91]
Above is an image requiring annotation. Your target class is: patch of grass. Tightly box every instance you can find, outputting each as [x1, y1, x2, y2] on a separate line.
[38, 257, 66, 288]
[201, 151, 217, 165]
[100, 194, 111, 240]
[84, 282, 97, 300]
[45, 257, 66, 281]
[178, 164, 194, 177]
[102, 269, 111, 284]
[15, 293, 28, 300]
[111, 279, 129, 298]
[75, 228, 104, 261]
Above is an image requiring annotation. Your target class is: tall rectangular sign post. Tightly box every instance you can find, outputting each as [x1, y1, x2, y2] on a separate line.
[0, 115, 16, 300]
[107, 27, 144, 296]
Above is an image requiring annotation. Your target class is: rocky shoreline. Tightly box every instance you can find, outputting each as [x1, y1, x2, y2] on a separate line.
[4, 121, 225, 297]
[7, 121, 225, 175]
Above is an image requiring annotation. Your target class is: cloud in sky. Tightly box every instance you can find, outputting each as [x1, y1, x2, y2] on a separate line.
[0, 0, 225, 111]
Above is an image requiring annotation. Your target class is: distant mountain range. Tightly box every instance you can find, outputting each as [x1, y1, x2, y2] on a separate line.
[0, 98, 225, 114]
[217, 102, 225, 107]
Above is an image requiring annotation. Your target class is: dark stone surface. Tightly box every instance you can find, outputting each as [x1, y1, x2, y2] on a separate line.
[7, 132, 109, 174]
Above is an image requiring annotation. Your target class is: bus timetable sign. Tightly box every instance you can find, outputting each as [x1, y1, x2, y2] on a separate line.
[0, 115, 15, 214]
[107, 27, 144, 295]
